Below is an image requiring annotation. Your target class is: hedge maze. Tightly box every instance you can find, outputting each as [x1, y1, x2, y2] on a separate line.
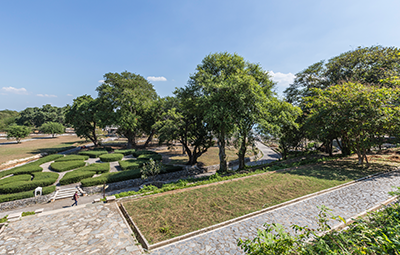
[0, 148, 184, 203]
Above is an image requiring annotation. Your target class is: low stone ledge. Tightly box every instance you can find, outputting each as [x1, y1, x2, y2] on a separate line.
[0, 193, 54, 212]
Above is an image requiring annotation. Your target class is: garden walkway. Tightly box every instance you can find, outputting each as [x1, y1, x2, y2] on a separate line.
[149, 170, 400, 254]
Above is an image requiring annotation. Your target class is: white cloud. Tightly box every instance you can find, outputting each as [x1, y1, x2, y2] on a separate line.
[37, 94, 57, 98]
[98, 80, 105, 83]
[67, 94, 73, 97]
[147, 76, 167, 82]
[269, 71, 295, 96]
[1, 86, 29, 95]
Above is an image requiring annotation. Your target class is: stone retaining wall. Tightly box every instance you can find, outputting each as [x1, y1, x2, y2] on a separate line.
[0, 193, 54, 212]
[82, 167, 200, 195]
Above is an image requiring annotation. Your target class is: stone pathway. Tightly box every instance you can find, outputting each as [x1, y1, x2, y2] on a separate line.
[0, 203, 141, 255]
[149, 170, 400, 254]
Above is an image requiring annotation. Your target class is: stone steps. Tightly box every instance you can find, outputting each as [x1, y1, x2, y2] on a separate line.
[54, 187, 82, 200]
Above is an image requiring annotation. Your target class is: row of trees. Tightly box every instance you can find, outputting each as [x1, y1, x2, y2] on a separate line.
[66, 53, 299, 171]
[279, 46, 400, 165]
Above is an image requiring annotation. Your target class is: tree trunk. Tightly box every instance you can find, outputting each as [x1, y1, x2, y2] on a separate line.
[91, 128, 98, 147]
[217, 133, 227, 173]
[143, 130, 155, 148]
[238, 132, 247, 170]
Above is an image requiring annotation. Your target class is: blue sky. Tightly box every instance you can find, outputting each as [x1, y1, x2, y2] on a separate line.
[1, 0, 400, 111]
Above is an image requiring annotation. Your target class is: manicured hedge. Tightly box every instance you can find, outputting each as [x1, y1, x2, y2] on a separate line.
[81, 169, 142, 187]
[50, 160, 86, 172]
[0, 154, 64, 178]
[114, 149, 136, 156]
[0, 174, 31, 186]
[78, 150, 108, 158]
[55, 155, 89, 162]
[100, 153, 124, 162]
[119, 159, 148, 170]
[161, 165, 183, 174]
[59, 170, 96, 185]
[138, 154, 162, 161]
[132, 150, 157, 157]
[76, 163, 110, 174]
[0, 186, 56, 203]
[0, 172, 59, 194]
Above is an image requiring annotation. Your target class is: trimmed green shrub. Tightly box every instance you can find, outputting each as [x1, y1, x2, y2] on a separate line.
[59, 170, 96, 185]
[132, 150, 157, 157]
[22, 211, 35, 217]
[0, 169, 15, 179]
[12, 165, 43, 175]
[33, 154, 64, 165]
[100, 153, 124, 162]
[78, 150, 108, 158]
[0, 185, 56, 203]
[55, 155, 89, 162]
[81, 169, 141, 187]
[0, 172, 59, 194]
[162, 165, 183, 174]
[76, 163, 110, 174]
[50, 160, 86, 172]
[119, 159, 148, 170]
[0, 174, 31, 186]
[138, 154, 162, 161]
[114, 149, 136, 156]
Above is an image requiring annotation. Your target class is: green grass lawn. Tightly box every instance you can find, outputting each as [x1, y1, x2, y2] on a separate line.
[123, 158, 399, 244]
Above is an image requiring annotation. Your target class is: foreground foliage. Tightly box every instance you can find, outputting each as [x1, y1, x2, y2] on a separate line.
[238, 199, 400, 254]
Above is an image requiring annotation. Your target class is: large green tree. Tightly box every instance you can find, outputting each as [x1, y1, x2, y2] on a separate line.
[0, 110, 19, 131]
[65, 95, 111, 147]
[306, 83, 400, 166]
[17, 104, 67, 127]
[188, 52, 275, 171]
[6, 125, 31, 143]
[154, 90, 214, 165]
[39, 122, 65, 138]
[96, 71, 158, 149]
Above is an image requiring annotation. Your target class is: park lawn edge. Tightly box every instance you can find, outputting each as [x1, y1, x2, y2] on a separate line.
[120, 158, 400, 245]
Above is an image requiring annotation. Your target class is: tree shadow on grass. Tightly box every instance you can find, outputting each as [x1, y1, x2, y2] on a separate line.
[283, 159, 397, 182]
[30, 141, 77, 155]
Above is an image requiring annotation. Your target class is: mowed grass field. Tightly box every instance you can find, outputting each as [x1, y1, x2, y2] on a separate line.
[123, 157, 400, 244]
[0, 135, 86, 165]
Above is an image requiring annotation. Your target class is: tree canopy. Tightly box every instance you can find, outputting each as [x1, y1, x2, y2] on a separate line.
[39, 122, 65, 138]
[6, 125, 31, 143]
[96, 71, 158, 148]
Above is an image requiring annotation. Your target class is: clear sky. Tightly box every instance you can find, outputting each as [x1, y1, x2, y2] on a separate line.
[1, 0, 400, 111]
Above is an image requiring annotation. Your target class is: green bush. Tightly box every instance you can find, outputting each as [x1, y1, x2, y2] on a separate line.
[59, 170, 96, 185]
[119, 159, 148, 170]
[138, 153, 162, 161]
[132, 150, 157, 157]
[0, 185, 56, 203]
[0, 154, 65, 178]
[0, 174, 31, 186]
[50, 160, 86, 172]
[33, 154, 64, 165]
[161, 165, 183, 174]
[55, 155, 89, 162]
[81, 169, 141, 187]
[0, 172, 59, 194]
[114, 149, 136, 156]
[76, 163, 110, 174]
[12, 165, 43, 175]
[100, 153, 124, 162]
[78, 150, 108, 158]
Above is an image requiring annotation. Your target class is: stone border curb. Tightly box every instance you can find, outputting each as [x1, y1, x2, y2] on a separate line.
[118, 202, 150, 251]
[123, 168, 399, 251]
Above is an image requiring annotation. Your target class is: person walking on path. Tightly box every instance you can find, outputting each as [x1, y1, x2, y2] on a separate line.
[71, 191, 79, 207]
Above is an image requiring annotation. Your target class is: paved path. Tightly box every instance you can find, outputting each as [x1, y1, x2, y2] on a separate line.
[149, 170, 400, 254]
[0, 203, 141, 255]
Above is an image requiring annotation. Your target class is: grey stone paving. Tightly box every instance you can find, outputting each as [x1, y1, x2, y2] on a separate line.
[150, 171, 400, 254]
[0, 203, 141, 255]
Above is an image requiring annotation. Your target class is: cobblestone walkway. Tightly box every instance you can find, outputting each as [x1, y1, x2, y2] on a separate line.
[150, 171, 400, 254]
[0, 203, 141, 255]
